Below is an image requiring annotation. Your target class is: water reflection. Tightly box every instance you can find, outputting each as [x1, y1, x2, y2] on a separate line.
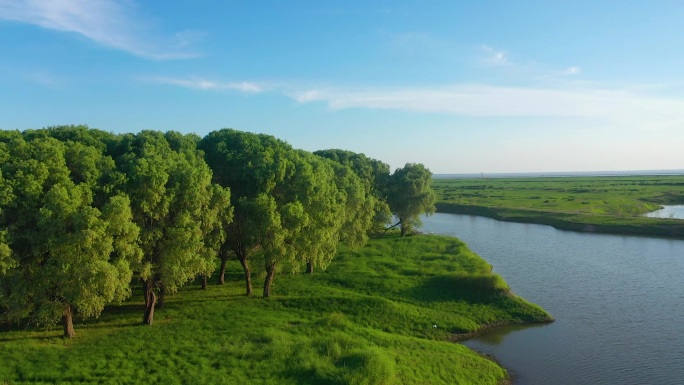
[466, 323, 549, 346]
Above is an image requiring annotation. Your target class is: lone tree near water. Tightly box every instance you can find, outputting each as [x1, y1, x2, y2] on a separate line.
[387, 163, 436, 236]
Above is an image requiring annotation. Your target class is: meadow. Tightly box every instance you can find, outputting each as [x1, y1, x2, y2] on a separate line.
[0, 234, 551, 385]
[433, 175, 684, 238]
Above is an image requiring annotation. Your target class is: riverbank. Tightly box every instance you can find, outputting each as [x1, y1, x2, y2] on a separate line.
[433, 175, 684, 239]
[0, 234, 551, 385]
[420, 212, 684, 385]
[436, 202, 684, 238]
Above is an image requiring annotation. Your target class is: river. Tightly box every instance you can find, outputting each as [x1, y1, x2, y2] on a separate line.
[420, 213, 684, 385]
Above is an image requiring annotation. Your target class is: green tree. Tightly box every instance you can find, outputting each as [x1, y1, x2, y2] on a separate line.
[0, 137, 141, 337]
[115, 131, 222, 324]
[387, 163, 436, 236]
[201, 130, 352, 297]
[200, 129, 298, 296]
[297, 153, 376, 274]
[314, 149, 392, 232]
[197, 184, 233, 289]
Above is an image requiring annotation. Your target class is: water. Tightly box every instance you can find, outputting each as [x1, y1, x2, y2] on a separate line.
[645, 205, 684, 220]
[420, 213, 684, 385]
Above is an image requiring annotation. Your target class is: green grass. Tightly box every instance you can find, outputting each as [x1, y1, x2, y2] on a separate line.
[434, 175, 684, 237]
[0, 234, 551, 385]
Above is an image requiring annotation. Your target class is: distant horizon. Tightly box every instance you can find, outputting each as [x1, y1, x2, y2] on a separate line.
[434, 169, 684, 178]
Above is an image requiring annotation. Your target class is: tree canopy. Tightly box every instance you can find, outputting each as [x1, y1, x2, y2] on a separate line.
[0, 135, 141, 337]
[0, 126, 437, 335]
[387, 163, 437, 236]
[115, 131, 227, 324]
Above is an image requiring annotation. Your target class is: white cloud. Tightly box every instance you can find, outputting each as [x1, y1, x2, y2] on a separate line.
[0, 0, 198, 59]
[559, 66, 581, 76]
[291, 84, 684, 129]
[293, 89, 323, 103]
[147, 77, 263, 93]
[480, 44, 509, 66]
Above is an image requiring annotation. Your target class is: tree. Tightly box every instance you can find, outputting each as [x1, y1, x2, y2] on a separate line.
[387, 163, 436, 236]
[0, 136, 141, 337]
[200, 129, 301, 296]
[314, 149, 392, 233]
[297, 153, 377, 274]
[200, 130, 352, 297]
[115, 131, 222, 325]
[197, 184, 233, 289]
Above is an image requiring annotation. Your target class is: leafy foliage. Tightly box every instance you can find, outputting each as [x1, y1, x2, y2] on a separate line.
[0, 135, 141, 336]
[315, 149, 392, 232]
[114, 131, 225, 323]
[387, 163, 437, 236]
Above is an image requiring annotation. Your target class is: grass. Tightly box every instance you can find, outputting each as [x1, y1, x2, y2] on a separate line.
[433, 175, 684, 238]
[0, 234, 551, 385]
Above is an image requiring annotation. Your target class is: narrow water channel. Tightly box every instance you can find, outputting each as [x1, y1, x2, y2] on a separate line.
[420, 213, 684, 385]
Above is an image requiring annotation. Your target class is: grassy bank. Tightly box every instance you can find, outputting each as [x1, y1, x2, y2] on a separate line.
[434, 176, 684, 238]
[0, 234, 551, 385]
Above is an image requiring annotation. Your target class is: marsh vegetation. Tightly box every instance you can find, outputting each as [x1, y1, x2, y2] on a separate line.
[433, 176, 684, 237]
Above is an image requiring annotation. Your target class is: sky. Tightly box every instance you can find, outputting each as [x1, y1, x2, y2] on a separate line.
[1, 0, 683, 174]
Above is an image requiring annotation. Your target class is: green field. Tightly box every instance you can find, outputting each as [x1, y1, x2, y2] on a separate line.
[0, 234, 551, 385]
[433, 175, 684, 238]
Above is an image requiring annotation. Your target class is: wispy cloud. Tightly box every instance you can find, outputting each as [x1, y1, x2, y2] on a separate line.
[146, 77, 263, 93]
[480, 44, 509, 66]
[0, 0, 199, 59]
[558, 66, 581, 76]
[291, 84, 684, 129]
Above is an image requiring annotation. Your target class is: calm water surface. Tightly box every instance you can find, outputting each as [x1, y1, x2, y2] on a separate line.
[645, 205, 684, 220]
[420, 213, 684, 385]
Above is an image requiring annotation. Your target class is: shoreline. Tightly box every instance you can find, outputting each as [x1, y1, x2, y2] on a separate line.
[448, 301, 555, 385]
[436, 203, 684, 239]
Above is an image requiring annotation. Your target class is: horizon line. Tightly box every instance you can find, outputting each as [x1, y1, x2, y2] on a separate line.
[434, 169, 684, 178]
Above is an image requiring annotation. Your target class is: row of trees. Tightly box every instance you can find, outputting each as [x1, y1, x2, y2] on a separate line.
[0, 126, 435, 337]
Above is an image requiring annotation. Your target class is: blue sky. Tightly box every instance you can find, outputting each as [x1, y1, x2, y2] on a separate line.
[1, 0, 683, 173]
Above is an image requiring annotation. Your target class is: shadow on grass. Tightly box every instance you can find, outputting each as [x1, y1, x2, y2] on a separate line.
[404, 275, 511, 304]
[0, 332, 63, 343]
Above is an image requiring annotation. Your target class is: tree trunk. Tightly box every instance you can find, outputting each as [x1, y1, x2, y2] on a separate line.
[238, 256, 252, 296]
[158, 284, 166, 308]
[305, 260, 314, 274]
[143, 281, 156, 326]
[400, 223, 407, 237]
[263, 265, 276, 298]
[217, 254, 228, 284]
[62, 304, 75, 338]
[201, 274, 208, 290]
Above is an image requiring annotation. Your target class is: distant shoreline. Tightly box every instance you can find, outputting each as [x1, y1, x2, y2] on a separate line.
[434, 169, 684, 179]
[435, 203, 684, 239]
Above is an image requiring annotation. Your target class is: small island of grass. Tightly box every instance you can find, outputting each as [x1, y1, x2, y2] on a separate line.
[0, 234, 551, 385]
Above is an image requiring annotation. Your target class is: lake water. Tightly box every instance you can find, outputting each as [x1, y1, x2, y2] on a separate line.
[420, 213, 684, 385]
[645, 205, 684, 220]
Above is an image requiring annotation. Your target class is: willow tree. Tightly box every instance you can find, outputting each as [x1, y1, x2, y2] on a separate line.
[314, 149, 392, 232]
[201, 130, 354, 297]
[387, 163, 436, 236]
[0, 136, 141, 337]
[200, 129, 297, 296]
[197, 184, 233, 289]
[115, 131, 222, 324]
